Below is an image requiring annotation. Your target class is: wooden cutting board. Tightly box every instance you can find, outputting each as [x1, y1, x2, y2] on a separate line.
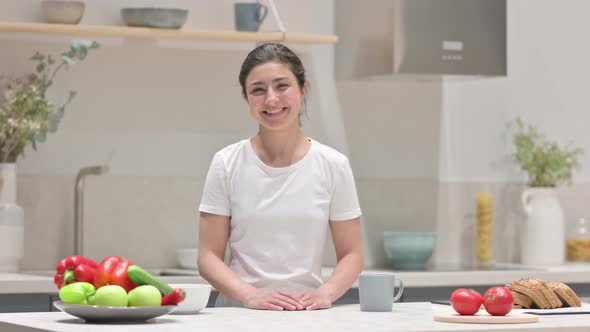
[433, 312, 539, 324]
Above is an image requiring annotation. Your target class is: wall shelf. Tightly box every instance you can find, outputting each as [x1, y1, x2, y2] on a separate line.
[0, 21, 338, 44]
[0, 20, 350, 157]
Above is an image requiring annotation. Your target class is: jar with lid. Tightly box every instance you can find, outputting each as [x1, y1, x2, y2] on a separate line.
[567, 217, 590, 262]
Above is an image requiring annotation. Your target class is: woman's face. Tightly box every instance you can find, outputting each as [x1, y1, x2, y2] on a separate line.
[244, 62, 305, 132]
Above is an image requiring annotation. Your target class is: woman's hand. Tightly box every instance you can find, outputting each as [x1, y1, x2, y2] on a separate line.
[297, 288, 334, 310]
[244, 289, 304, 311]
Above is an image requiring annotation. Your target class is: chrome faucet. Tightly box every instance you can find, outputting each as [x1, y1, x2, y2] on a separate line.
[74, 165, 109, 256]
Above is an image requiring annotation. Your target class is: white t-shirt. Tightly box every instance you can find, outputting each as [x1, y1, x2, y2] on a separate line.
[199, 138, 361, 306]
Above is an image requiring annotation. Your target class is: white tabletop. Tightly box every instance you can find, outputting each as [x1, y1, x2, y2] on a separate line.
[0, 302, 589, 332]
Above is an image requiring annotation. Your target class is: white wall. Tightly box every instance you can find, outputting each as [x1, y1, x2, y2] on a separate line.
[336, 79, 442, 267]
[5, 0, 590, 271]
[440, 0, 590, 183]
[2, 0, 334, 177]
[435, 0, 590, 266]
[1, 0, 340, 269]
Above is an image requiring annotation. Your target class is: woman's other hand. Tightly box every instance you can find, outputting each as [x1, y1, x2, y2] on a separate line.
[297, 288, 334, 310]
[245, 289, 304, 311]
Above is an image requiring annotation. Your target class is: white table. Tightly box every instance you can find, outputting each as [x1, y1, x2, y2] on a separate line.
[0, 303, 589, 332]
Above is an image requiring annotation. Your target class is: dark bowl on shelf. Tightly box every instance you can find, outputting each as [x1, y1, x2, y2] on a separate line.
[121, 7, 189, 29]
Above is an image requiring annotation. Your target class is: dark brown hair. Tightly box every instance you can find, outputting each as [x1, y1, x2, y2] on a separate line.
[238, 43, 309, 125]
[239, 43, 307, 98]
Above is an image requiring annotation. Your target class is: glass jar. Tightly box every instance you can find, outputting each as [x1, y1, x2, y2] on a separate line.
[566, 218, 590, 262]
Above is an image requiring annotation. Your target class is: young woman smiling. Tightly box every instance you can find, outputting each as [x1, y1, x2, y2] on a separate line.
[197, 43, 363, 311]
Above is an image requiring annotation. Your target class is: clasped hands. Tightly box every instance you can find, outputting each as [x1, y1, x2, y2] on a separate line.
[245, 288, 333, 311]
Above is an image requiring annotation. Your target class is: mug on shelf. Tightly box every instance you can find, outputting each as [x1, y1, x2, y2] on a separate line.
[234, 2, 268, 32]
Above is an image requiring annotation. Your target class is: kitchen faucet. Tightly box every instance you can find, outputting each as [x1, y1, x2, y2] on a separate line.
[74, 165, 109, 256]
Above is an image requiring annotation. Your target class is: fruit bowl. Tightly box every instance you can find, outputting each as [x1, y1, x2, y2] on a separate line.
[53, 301, 176, 322]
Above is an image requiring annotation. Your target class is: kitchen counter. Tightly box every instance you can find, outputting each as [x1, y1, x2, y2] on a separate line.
[1, 302, 589, 332]
[3, 263, 590, 294]
[0, 271, 207, 294]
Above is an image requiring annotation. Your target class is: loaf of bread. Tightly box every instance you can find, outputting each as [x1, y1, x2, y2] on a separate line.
[546, 281, 582, 307]
[511, 290, 533, 309]
[508, 278, 581, 309]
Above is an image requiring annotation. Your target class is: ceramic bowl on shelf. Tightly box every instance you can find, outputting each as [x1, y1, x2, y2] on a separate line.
[176, 248, 198, 270]
[41, 0, 85, 24]
[121, 7, 189, 29]
[383, 231, 436, 270]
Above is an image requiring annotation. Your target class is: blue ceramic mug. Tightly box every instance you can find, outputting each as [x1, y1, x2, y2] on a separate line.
[234, 2, 268, 32]
[359, 272, 404, 312]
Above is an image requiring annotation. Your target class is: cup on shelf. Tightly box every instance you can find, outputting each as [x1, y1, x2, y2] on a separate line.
[234, 2, 268, 32]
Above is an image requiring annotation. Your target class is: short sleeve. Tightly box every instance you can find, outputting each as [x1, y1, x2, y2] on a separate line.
[199, 153, 231, 216]
[329, 157, 362, 221]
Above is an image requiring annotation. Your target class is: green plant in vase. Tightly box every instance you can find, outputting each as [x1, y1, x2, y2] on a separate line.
[0, 40, 99, 163]
[512, 117, 584, 266]
[512, 117, 583, 187]
[0, 40, 98, 272]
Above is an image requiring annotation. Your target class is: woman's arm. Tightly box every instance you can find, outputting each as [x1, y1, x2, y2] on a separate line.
[198, 212, 303, 310]
[299, 217, 363, 310]
[197, 212, 253, 304]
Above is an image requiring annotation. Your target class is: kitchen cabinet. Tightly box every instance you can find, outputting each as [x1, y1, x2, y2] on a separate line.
[334, 0, 506, 79]
[1, 282, 590, 313]
[0, 289, 366, 313]
[0, 289, 357, 313]
[0, 294, 52, 313]
[401, 283, 590, 303]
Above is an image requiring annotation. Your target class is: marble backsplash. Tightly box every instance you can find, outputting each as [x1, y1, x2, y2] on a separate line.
[15, 175, 590, 270]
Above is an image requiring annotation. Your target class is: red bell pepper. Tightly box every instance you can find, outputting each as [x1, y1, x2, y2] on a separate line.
[93, 256, 137, 292]
[54, 255, 98, 289]
[162, 288, 186, 305]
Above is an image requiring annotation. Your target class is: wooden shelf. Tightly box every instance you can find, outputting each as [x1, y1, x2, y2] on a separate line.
[0, 21, 338, 44]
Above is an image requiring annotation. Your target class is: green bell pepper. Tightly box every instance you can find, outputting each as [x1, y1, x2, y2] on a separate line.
[59, 282, 96, 305]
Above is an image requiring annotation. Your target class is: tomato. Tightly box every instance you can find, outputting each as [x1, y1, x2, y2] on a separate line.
[450, 288, 483, 315]
[483, 286, 514, 316]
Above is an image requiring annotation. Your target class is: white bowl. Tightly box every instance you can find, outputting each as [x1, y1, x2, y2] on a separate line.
[169, 283, 211, 314]
[42, 0, 85, 24]
[176, 248, 197, 269]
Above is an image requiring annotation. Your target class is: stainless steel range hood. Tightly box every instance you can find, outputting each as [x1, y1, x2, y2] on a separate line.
[335, 0, 507, 79]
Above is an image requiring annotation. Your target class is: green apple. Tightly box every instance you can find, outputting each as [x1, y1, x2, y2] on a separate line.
[127, 285, 162, 307]
[93, 285, 128, 307]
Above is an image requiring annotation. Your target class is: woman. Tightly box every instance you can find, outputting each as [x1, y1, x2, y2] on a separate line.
[197, 43, 363, 311]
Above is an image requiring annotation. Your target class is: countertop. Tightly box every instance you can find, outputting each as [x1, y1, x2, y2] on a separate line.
[1, 302, 590, 332]
[2, 263, 590, 294]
